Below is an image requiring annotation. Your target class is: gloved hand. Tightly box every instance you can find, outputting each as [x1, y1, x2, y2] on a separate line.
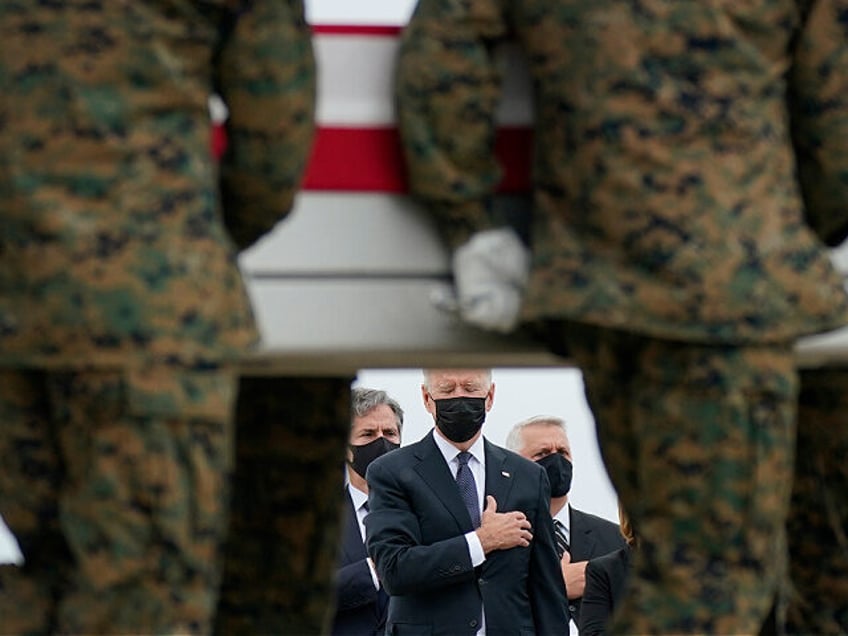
[431, 228, 531, 333]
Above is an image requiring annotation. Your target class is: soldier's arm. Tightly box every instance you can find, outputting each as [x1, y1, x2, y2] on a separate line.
[395, 0, 509, 249]
[214, 0, 316, 250]
[788, 0, 848, 247]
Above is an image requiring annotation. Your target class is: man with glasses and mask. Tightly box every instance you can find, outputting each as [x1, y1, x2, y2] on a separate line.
[332, 388, 404, 636]
[507, 416, 624, 633]
[364, 369, 568, 635]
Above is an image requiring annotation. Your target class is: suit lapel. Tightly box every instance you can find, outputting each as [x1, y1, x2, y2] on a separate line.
[413, 431, 473, 531]
[341, 487, 367, 563]
[484, 440, 516, 513]
[481, 443, 517, 578]
[569, 508, 597, 561]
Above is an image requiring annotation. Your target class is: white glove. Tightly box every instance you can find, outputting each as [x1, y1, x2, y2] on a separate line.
[432, 228, 531, 333]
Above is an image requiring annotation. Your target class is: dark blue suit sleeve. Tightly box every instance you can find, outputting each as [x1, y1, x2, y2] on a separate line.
[335, 558, 378, 612]
[364, 457, 476, 596]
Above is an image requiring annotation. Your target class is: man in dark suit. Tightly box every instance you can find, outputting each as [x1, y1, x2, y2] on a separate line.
[506, 416, 625, 631]
[332, 388, 405, 636]
[365, 369, 568, 635]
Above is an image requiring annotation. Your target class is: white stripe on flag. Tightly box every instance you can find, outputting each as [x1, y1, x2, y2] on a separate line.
[314, 31, 534, 127]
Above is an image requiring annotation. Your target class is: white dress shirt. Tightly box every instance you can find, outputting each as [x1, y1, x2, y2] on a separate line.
[432, 430, 487, 565]
[347, 482, 380, 589]
[553, 502, 572, 546]
[432, 430, 487, 635]
[348, 483, 370, 542]
[553, 503, 579, 635]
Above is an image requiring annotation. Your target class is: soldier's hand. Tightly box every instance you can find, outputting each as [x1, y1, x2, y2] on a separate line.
[450, 228, 530, 333]
[563, 558, 587, 600]
[476, 495, 532, 553]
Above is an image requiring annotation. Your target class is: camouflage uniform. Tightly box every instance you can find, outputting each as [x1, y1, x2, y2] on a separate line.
[0, 367, 238, 634]
[0, 1, 315, 633]
[786, 368, 848, 634]
[214, 376, 353, 636]
[396, 0, 848, 632]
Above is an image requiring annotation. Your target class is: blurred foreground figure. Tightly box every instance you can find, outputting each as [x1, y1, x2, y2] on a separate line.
[396, 0, 848, 632]
[215, 377, 353, 635]
[0, 1, 315, 633]
[785, 369, 848, 633]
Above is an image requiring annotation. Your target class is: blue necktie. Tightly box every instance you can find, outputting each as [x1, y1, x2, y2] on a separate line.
[456, 452, 481, 528]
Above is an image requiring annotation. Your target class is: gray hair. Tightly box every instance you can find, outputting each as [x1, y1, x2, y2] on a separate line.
[421, 368, 493, 390]
[351, 387, 404, 433]
[505, 415, 568, 452]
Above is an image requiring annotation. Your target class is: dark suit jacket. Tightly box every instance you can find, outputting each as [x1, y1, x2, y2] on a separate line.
[365, 431, 568, 636]
[567, 508, 626, 625]
[578, 547, 631, 636]
[332, 488, 389, 636]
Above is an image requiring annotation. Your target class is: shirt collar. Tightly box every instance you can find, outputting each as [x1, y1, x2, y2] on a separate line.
[432, 428, 486, 467]
[553, 502, 571, 533]
[348, 483, 369, 511]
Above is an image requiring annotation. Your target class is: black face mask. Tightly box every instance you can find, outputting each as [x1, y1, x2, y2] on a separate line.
[349, 436, 399, 478]
[537, 453, 573, 497]
[434, 396, 487, 443]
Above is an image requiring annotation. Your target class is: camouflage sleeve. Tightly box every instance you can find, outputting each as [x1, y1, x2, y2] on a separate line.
[789, 0, 848, 247]
[395, 0, 509, 249]
[215, 0, 316, 250]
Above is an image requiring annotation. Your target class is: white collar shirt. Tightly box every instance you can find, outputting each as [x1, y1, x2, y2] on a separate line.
[347, 482, 369, 543]
[432, 429, 487, 635]
[553, 502, 572, 546]
[433, 430, 486, 517]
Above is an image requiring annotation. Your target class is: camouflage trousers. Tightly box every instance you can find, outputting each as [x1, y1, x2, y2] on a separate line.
[213, 376, 352, 635]
[785, 368, 848, 634]
[0, 365, 237, 635]
[548, 323, 798, 634]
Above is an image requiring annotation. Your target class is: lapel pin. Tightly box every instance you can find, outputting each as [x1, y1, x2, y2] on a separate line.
[501, 471, 511, 478]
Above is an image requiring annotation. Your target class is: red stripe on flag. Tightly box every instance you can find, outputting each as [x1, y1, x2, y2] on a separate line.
[212, 124, 532, 192]
[303, 126, 532, 193]
[304, 127, 406, 192]
[495, 128, 533, 193]
[311, 24, 402, 36]
[211, 123, 228, 158]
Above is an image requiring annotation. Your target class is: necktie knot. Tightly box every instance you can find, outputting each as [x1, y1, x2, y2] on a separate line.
[457, 451, 472, 467]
